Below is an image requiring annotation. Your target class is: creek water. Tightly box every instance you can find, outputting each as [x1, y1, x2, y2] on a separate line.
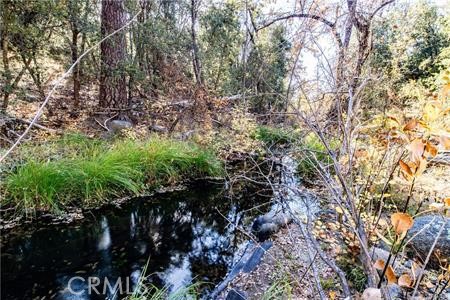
[1, 181, 269, 300]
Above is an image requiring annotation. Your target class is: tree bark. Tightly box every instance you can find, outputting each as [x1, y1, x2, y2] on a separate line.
[190, 0, 203, 85]
[99, 0, 128, 113]
[69, 2, 81, 109]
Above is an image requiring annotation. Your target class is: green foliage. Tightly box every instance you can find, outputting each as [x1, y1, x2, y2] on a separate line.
[200, 1, 242, 93]
[337, 258, 367, 292]
[371, 2, 450, 86]
[2, 135, 222, 214]
[262, 277, 292, 300]
[230, 25, 291, 114]
[253, 125, 297, 146]
[296, 133, 338, 179]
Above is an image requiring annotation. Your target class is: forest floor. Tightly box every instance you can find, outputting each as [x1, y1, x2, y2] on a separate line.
[218, 223, 335, 300]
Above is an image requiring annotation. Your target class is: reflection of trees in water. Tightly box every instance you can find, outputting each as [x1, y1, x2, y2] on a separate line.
[2, 184, 271, 299]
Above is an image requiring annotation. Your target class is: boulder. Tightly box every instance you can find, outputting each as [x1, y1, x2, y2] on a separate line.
[109, 120, 132, 133]
[407, 215, 449, 268]
[251, 207, 292, 241]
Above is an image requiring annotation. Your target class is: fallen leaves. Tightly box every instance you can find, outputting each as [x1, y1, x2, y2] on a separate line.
[398, 274, 412, 287]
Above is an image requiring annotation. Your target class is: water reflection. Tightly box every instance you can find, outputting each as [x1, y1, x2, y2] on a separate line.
[1, 183, 267, 299]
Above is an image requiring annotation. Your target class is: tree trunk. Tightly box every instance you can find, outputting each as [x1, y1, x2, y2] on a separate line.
[71, 27, 80, 109]
[2, 22, 11, 113]
[190, 0, 203, 85]
[99, 0, 128, 113]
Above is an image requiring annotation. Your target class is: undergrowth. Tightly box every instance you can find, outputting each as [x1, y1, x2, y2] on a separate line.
[253, 125, 298, 146]
[296, 132, 339, 179]
[1, 134, 222, 214]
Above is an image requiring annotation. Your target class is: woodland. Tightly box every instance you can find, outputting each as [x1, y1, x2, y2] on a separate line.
[0, 0, 449, 299]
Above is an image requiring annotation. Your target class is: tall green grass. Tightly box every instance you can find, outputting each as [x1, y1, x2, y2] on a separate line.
[1, 135, 222, 213]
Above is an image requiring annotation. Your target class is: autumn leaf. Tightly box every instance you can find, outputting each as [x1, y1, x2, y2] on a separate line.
[445, 198, 450, 207]
[329, 290, 336, 300]
[423, 102, 442, 122]
[398, 274, 412, 287]
[374, 259, 385, 270]
[415, 157, 427, 177]
[403, 119, 418, 131]
[425, 142, 438, 157]
[391, 213, 414, 235]
[386, 265, 397, 284]
[399, 160, 413, 177]
[386, 115, 400, 125]
[442, 83, 450, 98]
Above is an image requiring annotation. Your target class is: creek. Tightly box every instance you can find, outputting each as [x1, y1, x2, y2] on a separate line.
[1, 156, 319, 300]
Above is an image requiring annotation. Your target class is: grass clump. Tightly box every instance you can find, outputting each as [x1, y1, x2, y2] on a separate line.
[253, 125, 297, 146]
[296, 132, 339, 179]
[2, 135, 222, 214]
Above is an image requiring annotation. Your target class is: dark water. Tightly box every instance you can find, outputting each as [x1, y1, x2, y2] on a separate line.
[1, 181, 269, 299]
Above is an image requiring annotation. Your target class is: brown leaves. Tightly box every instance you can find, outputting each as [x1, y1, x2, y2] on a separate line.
[373, 259, 397, 284]
[403, 119, 418, 131]
[374, 259, 385, 270]
[399, 157, 427, 180]
[399, 160, 413, 178]
[424, 141, 438, 157]
[398, 274, 412, 287]
[386, 266, 397, 284]
[445, 198, 450, 207]
[391, 213, 413, 235]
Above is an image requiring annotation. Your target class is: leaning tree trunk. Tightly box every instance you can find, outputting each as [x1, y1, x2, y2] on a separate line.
[99, 0, 128, 114]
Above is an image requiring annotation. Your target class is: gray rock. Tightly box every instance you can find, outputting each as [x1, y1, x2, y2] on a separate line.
[369, 247, 415, 276]
[407, 216, 449, 268]
[242, 241, 273, 273]
[109, 120, 132, 132]
[226, 289, 247, 300]
[251, 207, 292, 241]
[385, 284, 403, 300]
[149, 124, 167, 133]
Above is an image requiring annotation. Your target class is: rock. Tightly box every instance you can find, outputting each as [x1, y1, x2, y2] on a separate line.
[109, 120, 132, 133]
[242, 241, 272, 273]
[369, 247, 415, 276]
[362, 288, 382, 300]
[385, 284, 403, 299]
[251, 207, 292, 241]
[407, 215, 449, 268]
[226, 289, 247, 300]
[149, 124, 167, 133]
